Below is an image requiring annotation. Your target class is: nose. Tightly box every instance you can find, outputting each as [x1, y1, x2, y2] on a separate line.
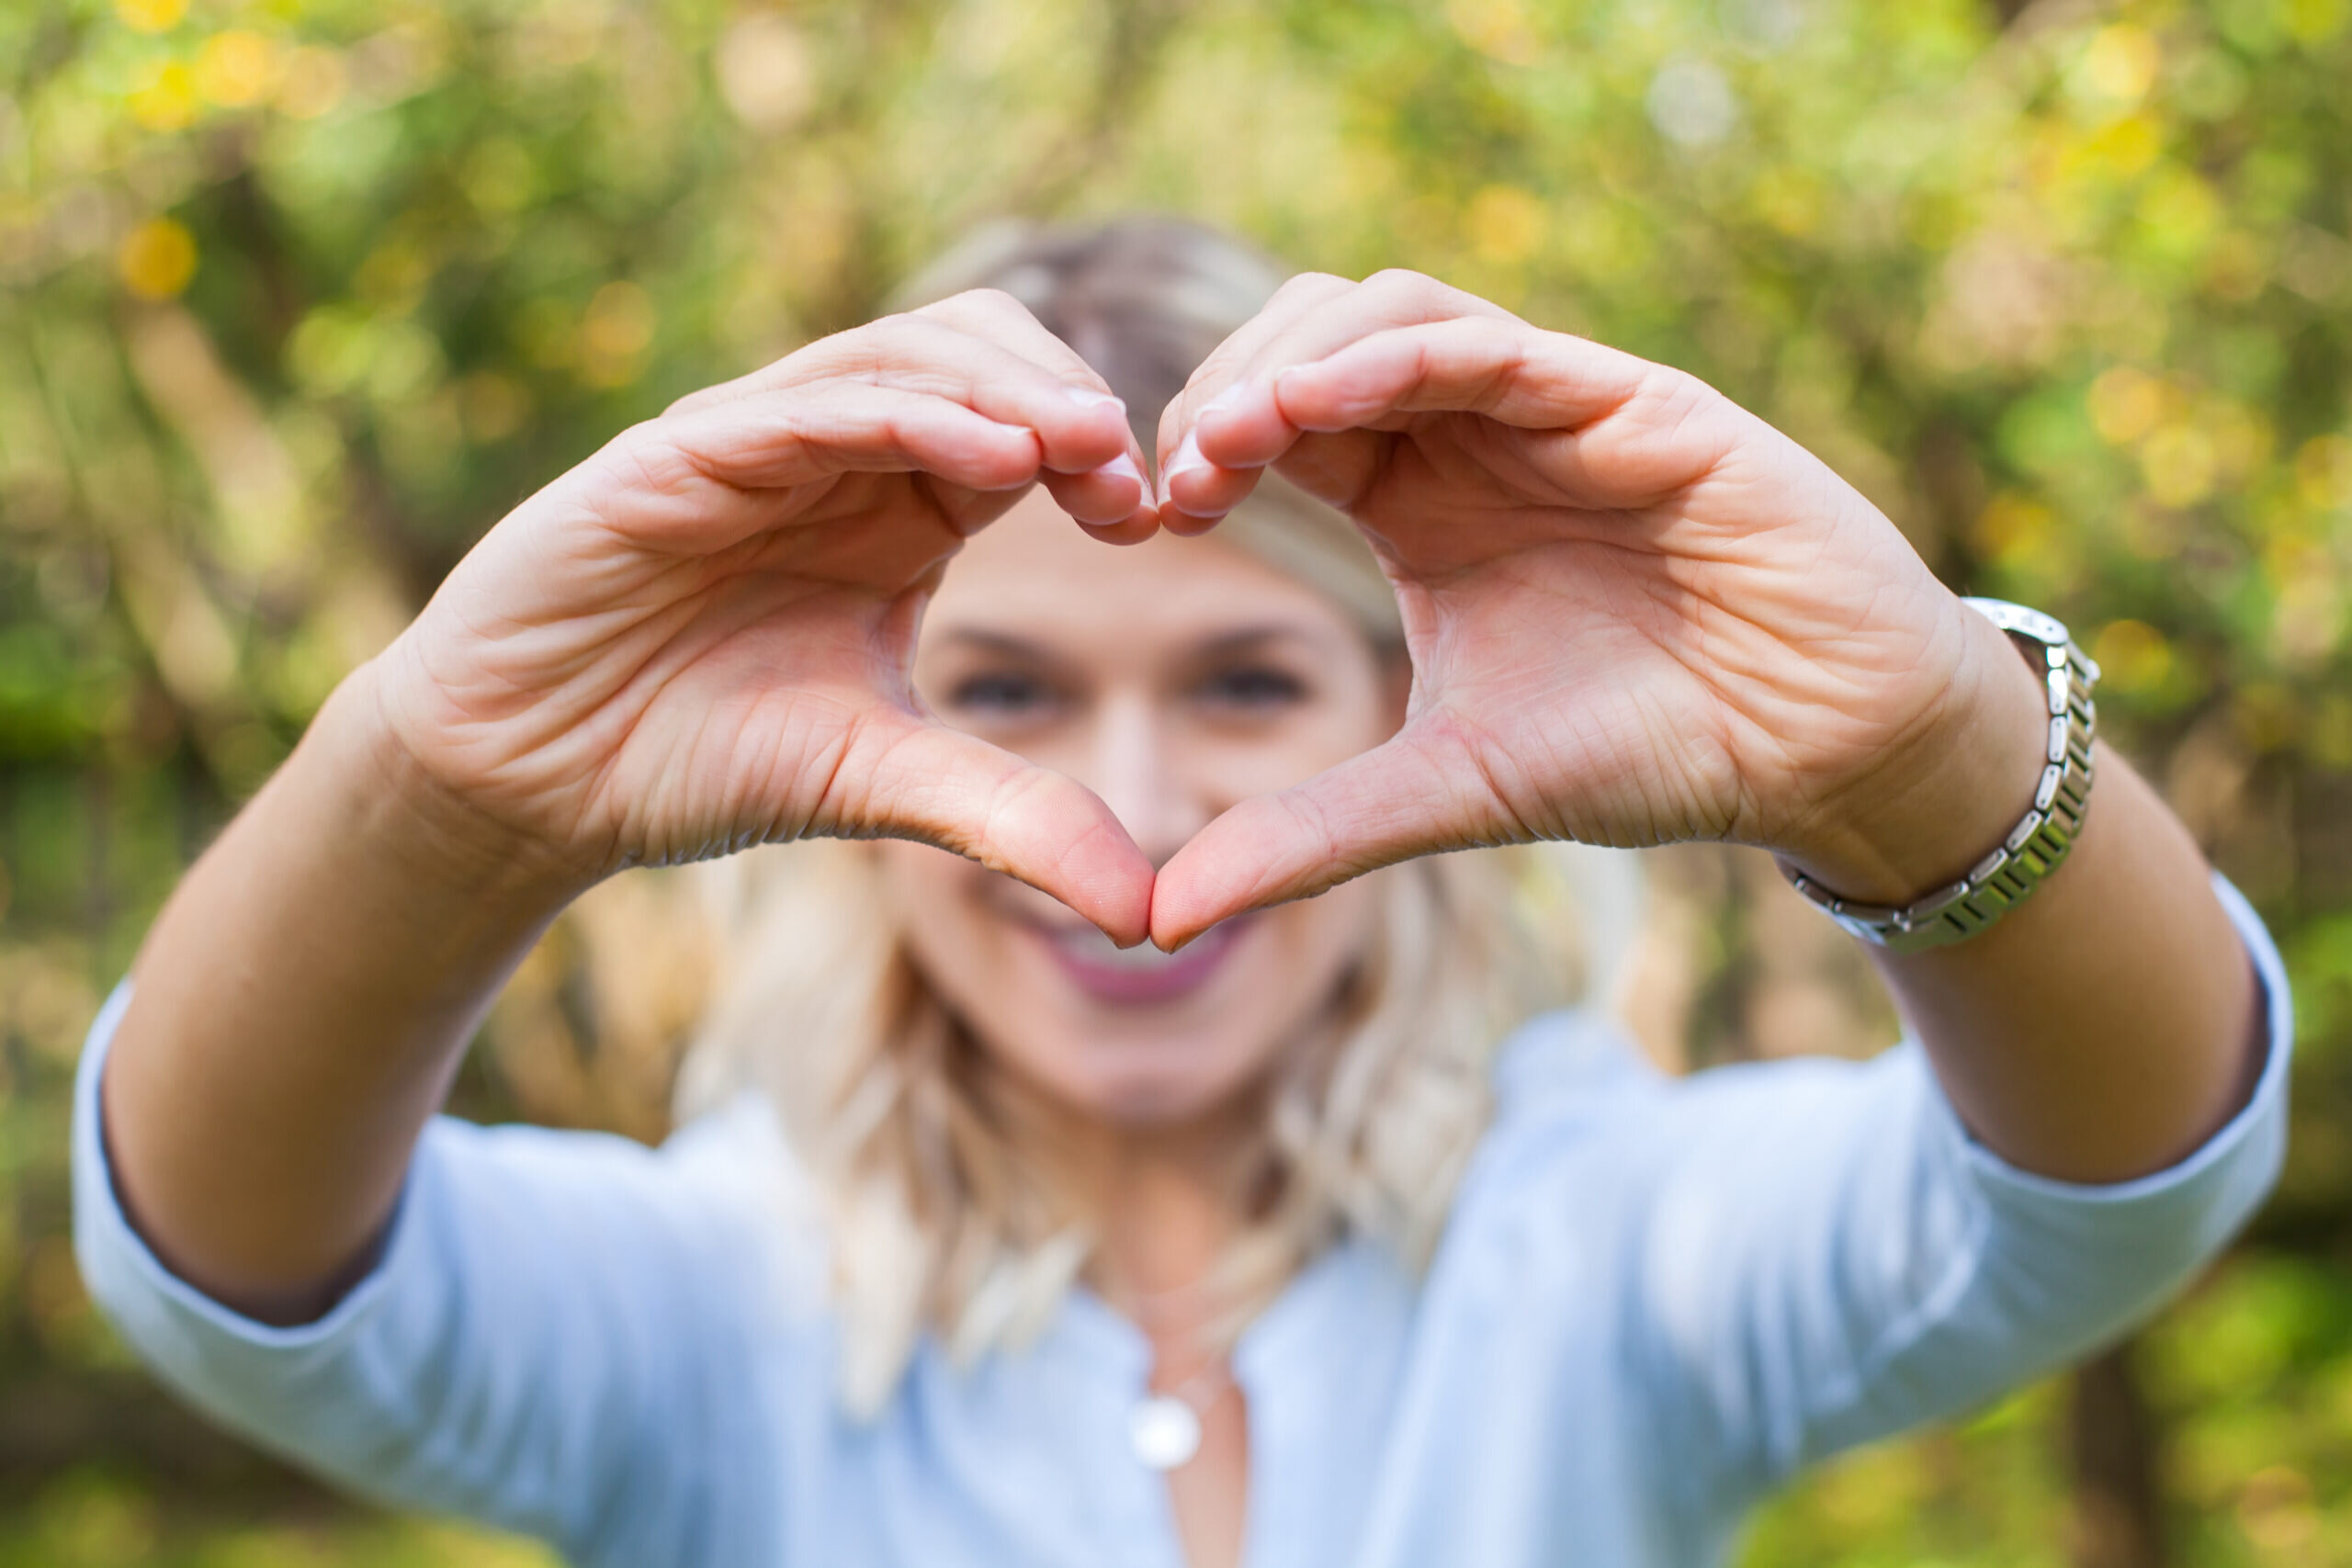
[1082, 692, 1212, 871]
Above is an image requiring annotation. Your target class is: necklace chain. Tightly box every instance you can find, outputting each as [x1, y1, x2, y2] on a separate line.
[1102, 1273, 1238, 1470]
[1154, 1349, 1234, 1416]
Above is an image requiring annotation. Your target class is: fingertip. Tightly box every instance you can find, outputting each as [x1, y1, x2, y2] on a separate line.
[1157, 506, 1229, 538]
[967, 418, 1047, 490]
[1188, 379, 1253, 447]
[1155, 430, 1206, 506]
[1147, 902, 1220, 954]
[1157, 432, 1264, 525]
[1067, 857, 1158, 950]
[1145, 849, 1260, 953]
[1261, 357, 1366, 434]
[1075, 505, 1162, 546]
[1061, 386, 1127, 418]
[1040, 457, 1147, 526]
[1193, 377, 1306, 471]
[1039, 389, 1135, 475]
[1000, 830, 1156, 950]
[1085, 451, 1148, 517]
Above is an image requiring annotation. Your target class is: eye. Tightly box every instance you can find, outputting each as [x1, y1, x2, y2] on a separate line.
[1193, 664, 1307, 711]
[944, 670, 1060, 719]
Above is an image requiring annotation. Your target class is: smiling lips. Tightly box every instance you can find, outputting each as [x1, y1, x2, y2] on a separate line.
[1032, 916, 1253, 1004]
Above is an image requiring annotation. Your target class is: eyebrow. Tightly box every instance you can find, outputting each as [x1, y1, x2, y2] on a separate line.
[930, 624, 1329, 660]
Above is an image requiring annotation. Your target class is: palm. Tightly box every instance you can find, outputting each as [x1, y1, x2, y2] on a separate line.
[368, 297, 1164, 940]
[1344, 404, 1955, 852]
[392, 467, 963, 866]
[1148, 274, 1972, 944]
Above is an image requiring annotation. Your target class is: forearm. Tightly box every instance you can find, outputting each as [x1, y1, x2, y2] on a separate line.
[1875, 747, 2261, 1185]
[1788, 605, 2261, 1184]
[101, 661, 590, 1322]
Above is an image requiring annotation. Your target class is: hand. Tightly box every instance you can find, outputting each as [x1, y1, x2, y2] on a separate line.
[1145, 270, 2046, 948]
[365, 290, 1163, 942]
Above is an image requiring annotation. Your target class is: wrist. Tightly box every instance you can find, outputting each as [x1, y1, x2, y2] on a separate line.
[1777, 602, 2056, 907]
[302, 662, 600, 924]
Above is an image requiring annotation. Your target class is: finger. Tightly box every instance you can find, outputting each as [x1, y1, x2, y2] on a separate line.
[1293, 325, 1730, 510]
[670, 293, 1112, 416]
[1153, 423, 1263, 532]
[912, 288, 1121, 401]
[1147, 723, 1512, 950]
[1152, 272, 1355, 524]
[1272, 315, 1657, 429]
[905, 289, 1162, 487]
[1154, 270, 1352, 468]
[1064, 504, 1164, 547]
[1037, 457, 1163, 540]
[914, 446, 1157, 541]
[909, 291, 1162, 536]
[675, 313, 1140, 481]
[1189, 274, 1524, 461]
[1161, 270, 1521, 520]
[847, 709, 1158, 944]
[843, 314, 1141, 477]
[589, 385, 1048, 553]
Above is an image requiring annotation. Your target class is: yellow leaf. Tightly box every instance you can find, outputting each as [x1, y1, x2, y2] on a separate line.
[114, 0, 186, 34]
[2077, 25, 2161, 109]
[126, 60, 198, 132]
[196, 30, 278, 108]
[118, 217, 197, 300]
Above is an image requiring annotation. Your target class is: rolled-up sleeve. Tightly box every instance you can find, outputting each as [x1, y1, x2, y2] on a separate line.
[70, 976, 792, 1568]
[1634, 870, 2290, 1512]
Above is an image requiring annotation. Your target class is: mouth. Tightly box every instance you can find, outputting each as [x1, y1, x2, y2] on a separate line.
[1026, 915, 1253, 1005]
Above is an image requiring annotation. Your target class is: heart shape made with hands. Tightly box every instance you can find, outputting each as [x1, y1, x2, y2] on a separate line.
[1078, 269, 1968, 954]
[413, 271, 1974, 967]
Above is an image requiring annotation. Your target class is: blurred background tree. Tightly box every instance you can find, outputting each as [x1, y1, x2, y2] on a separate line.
[2, 0, 2347, 1562]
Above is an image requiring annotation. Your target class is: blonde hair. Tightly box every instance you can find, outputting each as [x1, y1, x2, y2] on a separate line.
[674, 219, 1634, 1416]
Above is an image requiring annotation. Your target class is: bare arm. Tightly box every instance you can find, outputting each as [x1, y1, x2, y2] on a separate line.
[1815, 606, 2262, 1184]
[99, 672, 586, 1323]
[1148, 268, 2262, 1187]
[96, 294, 1161, 1324]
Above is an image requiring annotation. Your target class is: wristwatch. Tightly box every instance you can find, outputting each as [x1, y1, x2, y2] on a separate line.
[1781, 597, 2100, 953]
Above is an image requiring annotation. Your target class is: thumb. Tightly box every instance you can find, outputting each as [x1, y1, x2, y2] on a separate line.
[848, 711, 1157, 945]
[1147, 726, 1506, 950]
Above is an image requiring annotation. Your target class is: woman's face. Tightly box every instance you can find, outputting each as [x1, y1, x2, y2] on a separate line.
[875, 490, 1406, 1129]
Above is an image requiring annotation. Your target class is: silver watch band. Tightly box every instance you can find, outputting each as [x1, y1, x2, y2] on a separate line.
[1781, 597, 2101, 953]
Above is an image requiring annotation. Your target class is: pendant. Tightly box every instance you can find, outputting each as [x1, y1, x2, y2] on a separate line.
[1127, 1393, 1204, 1471]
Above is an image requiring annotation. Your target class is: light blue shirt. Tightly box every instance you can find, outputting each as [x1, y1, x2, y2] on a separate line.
[74, 874, 2290, 1567]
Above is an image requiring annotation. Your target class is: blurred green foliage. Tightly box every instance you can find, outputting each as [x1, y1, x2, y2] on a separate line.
[2, 0, 2349, 1561]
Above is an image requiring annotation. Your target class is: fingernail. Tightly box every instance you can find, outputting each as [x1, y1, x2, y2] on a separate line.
[1200, 381, 1247, 417]
[1159, 431, 1207, 506]
[1063, 387, 1126, 412]
[1097, 451, 1144, 487]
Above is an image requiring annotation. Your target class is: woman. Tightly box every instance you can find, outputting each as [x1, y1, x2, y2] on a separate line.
[74, 220, 2286, 1568]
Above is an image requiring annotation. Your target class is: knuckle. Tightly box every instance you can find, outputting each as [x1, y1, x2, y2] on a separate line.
[793, 329, 876, 380]
[1272, 269, 1346, 303]
[918, 286, 1030, 327]
[962, 286, 1027, 314]
[593, 421, 704, 502]
[1363, 266, 1439, 302]
[1645, 365, 1720, 428]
